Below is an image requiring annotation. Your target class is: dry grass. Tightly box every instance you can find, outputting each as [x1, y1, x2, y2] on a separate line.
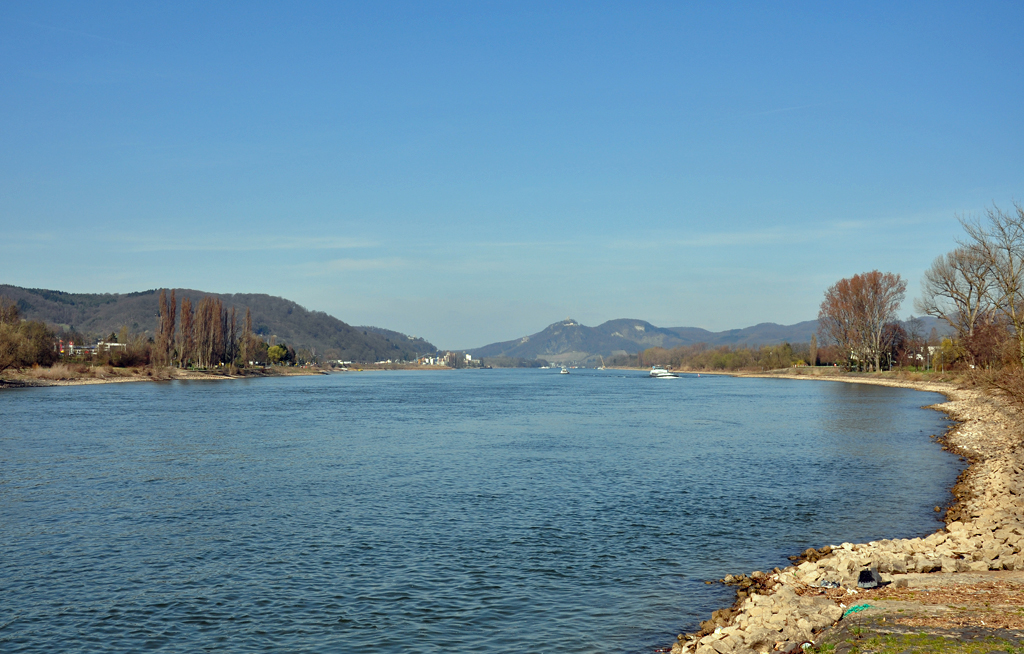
[23, 363, 95, 380]
[964, 368, 1024, 408]
[14, 364, 179, 383]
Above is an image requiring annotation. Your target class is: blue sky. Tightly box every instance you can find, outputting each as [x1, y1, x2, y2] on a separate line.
[2, 2, 1022, 349]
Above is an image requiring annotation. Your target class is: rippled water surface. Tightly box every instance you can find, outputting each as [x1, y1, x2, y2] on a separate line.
[1, 371, 960, 653]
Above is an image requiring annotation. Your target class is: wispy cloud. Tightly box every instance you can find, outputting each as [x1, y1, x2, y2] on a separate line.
[12, 18, 133, 47]
[302, 257, 409, 276]
[606, 228, 792, 250]
[6, 230, 378, 253]
[461, 240, 577, 249]
[120, 235, 378, 253]
[603, 212, 950, 252]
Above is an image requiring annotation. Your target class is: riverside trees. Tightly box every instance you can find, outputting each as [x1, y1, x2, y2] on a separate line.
[916, 247, 993, 345]
[917, 203, 1024, 368]
[155, 289, 176, 366]
[0, 296, 58, 373]
[817, 271, 907, 371]
[162, 292, 257, 369]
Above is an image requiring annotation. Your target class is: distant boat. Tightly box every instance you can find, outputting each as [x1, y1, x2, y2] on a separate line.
[649, 366, 678, 378]
[560, 366, 569, 374]
[597, 355, 606, 370]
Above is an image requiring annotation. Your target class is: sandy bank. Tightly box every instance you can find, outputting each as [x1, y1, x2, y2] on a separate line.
[671, 375, 1024, 654]
[0, 366, 327, 389]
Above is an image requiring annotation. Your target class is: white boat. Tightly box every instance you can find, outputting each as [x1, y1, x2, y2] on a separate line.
[649, 366, 678, 378]
[560, 366, 569, 374]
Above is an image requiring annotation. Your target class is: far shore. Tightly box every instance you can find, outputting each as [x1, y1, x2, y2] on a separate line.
[1, 363, 965, 390]
[0, 364, 328, 389]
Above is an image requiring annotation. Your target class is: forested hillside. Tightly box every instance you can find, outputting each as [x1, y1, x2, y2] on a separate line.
[0, 285, 435, 362]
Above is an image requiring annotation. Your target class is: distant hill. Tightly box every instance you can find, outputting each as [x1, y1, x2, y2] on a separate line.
[356, 326, 437, 358]
[593, 319, 696, 349]
[468, 319, 638, 364]
[467, 316, 950, 364]
[0, 284, 437, 362]
[665, 320, 820, 346]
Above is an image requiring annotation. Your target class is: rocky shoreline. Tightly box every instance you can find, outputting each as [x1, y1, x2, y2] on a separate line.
[670, 377, 1024, 654]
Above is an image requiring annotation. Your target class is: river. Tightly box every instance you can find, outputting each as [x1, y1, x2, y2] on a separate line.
[0, 370, 960, 653]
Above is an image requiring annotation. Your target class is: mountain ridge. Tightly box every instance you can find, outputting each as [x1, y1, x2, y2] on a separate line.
[466, 317, 946, 364]
[0, 284, 436, 362]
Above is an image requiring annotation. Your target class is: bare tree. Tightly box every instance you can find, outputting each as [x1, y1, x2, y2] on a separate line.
[211, 298, 225, 365]
[819, 270, 906, 371]
[915, 246, 994, 350]
[227, 307, 237, 365]
[192, 296, 225, 369]
[155, 289, 178, 366]
[905, 316, 924, 368]
[818, 279, 860, 369]
[166, 289, 176, 364]
[960, 202, 1024, 366]
[0, 296, 19, 325]
[0, 296, 21, 374]
[156, 290, 168, 366]
[193, 298, 210, 368]
[178, 297, 194, 368]
[240, 307, 253, 366]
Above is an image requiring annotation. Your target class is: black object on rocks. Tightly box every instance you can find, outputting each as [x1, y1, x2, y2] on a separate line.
[857, 568, 883, 589]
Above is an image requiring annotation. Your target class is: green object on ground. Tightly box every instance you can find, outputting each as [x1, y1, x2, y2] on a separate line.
[842, 603, 872, 617]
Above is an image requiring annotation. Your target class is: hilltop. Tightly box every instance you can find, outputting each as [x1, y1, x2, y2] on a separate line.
[467, 317, 947, 364]
[0, 285, 436, 363]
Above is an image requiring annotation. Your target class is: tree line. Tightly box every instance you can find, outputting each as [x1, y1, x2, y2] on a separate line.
[0, 289, 286, 373]
[610, 341, 822, 371]
[816, 202, 1024, 375]
[0, 298, 58, 373]
[154, 290, 270, 369]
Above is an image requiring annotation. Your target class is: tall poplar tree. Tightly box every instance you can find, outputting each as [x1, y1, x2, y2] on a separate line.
[167, 290, 176, 364]
[227, 307, 237, 365]
[178, 297, 194, 368]
[155, 289, 178, 366]
[156, 289, 169, 366]
[240, 307, 254, 366]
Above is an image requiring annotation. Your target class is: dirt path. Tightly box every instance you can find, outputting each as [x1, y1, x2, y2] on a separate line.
[818, 571, 1024, 653]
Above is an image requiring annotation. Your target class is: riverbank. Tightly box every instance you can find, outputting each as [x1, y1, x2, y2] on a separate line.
[670, 375, 1024, 653]
[0, 364, 327, 388]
